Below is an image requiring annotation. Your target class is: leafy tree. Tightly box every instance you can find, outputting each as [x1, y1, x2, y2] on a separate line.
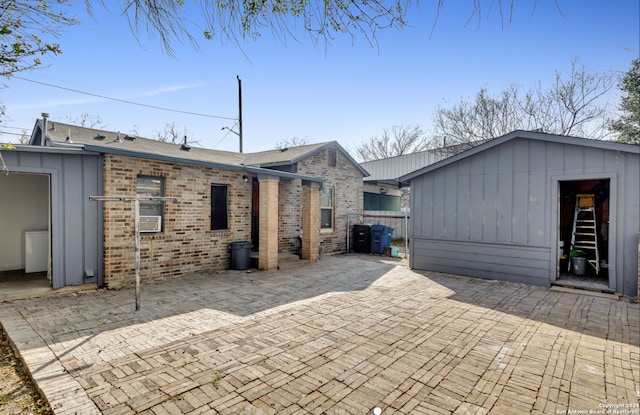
[430, 60, 616, 152]
[357, 125, 427, 161]
[0, 0, 76, 78]
[610, 58, 640, 144]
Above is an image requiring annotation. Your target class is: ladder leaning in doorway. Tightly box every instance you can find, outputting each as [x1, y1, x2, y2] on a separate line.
[568, 194, 600, 274]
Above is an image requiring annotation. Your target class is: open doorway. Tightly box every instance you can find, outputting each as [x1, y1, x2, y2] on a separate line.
[0, 172, 51, 298]
[558, 178, 610, 289]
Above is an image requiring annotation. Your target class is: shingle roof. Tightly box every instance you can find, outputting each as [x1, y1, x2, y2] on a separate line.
[36, 121, 248, 165]
[32, 120, 368, 177]
[29, 120, 326, 183]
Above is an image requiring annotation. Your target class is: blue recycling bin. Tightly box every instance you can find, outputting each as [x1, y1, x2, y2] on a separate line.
[370, 225, 394, 254]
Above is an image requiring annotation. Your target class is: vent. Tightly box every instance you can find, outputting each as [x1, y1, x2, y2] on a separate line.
[140, 215, 162, 232]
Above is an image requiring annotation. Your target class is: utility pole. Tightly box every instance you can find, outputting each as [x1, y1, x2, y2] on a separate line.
[237, 75, 243, 153]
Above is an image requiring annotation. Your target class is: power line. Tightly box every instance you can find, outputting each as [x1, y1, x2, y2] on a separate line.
[0, 130, 27, 137]
[12, 76, 237, 121]
[0, 125, 30, 130]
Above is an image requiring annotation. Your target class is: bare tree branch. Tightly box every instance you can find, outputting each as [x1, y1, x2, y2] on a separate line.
[357, 125, 427, 161]
[430, 59, 616, 154]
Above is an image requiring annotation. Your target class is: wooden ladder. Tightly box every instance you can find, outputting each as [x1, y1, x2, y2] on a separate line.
[568, 194, 600, 274]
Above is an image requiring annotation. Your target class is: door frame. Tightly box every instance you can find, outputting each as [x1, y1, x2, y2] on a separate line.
[551, 173, 617, 290]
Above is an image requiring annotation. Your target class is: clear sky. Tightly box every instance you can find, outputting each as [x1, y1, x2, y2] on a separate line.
[1, 0, 638, 155]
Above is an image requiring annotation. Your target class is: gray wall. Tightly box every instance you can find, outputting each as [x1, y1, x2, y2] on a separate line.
[410, 137, 640, 296]
[2, 147, 103, 289]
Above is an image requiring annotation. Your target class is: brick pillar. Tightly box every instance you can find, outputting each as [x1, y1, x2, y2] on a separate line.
[258, 175, 279, 270]
[301, 182, 321, 262]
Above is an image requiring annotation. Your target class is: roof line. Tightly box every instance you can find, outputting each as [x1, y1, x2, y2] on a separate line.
[82, 144, 324, 183]
[400, 130, 640, 182]
[254, 141, 370, 177]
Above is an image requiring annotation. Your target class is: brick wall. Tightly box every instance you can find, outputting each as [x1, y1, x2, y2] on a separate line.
[102, 154, 252, 288]
[296, 147, 364, 255]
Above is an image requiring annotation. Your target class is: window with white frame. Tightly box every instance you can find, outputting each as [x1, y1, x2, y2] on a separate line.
[320, 186, 333, 230]
[136, 175, 165, 232]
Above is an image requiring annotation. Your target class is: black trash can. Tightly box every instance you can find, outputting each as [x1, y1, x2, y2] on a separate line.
[228, 241, 251, 270]
[353, 224, 371, 253]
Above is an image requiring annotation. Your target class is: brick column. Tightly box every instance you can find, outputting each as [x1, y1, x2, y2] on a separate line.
[258, 175, 279, 270]
[301, 181, 321, 262]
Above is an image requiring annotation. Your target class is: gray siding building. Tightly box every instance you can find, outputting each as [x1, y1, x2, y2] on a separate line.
[401, 130, 640, 297]
[0, 145, 103, 289]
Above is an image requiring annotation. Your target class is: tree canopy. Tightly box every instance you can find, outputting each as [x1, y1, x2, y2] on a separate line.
[0, 0, 76, 78]
[105, 0, 541, 54]
[610, 58, 640, 144]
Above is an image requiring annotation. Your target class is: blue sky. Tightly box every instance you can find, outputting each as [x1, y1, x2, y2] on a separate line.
[1, 0, 638, 155]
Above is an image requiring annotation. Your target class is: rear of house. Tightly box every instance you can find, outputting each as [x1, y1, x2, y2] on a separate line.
[402, 130, 640, 297]
[1, 119, 366, 291]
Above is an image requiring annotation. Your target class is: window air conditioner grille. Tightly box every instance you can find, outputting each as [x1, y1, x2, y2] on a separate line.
[140, 215, 162, 232]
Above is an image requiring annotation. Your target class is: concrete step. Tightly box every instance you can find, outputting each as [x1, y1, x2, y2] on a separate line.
[248, 252, 309, 270]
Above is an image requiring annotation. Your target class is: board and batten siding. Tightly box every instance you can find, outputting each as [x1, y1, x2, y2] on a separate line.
[2, 147, 103, 289]
[410, 136, 640, 295]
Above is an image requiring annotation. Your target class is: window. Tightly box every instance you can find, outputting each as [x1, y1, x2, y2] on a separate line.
[136, 176, 164, 214]
[320, 186, 333, 230]
[211, 184, 229, 231]
[364, 192, 401, 211]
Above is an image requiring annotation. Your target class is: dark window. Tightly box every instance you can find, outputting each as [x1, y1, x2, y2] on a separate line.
[211, 184, 229, 231]
[364, 192, 401, 211]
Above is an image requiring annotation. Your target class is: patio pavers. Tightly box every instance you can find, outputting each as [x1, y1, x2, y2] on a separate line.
[1, 255, 638, 414]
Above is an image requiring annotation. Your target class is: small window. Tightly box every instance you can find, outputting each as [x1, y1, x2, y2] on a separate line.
[320, 186, 333, 229]
[328, 148, 337, 167]
[136, 176, 165, 231]
[211, 184, 229, 231]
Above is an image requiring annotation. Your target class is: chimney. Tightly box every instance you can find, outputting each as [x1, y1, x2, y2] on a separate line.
[41, 112, 49, 146]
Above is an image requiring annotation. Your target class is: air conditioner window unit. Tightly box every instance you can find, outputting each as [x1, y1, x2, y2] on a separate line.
[140, 215, 162, 232]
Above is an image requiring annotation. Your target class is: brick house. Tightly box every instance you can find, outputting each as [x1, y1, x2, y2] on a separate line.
[11, 119, 367, 289]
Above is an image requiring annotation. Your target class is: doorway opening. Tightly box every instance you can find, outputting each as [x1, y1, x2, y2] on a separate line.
[0, 172, 51, 299]
[557, 178, 610, 290]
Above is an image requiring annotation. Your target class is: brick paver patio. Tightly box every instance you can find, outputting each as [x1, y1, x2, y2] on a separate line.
[1, 255, 638, 414]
